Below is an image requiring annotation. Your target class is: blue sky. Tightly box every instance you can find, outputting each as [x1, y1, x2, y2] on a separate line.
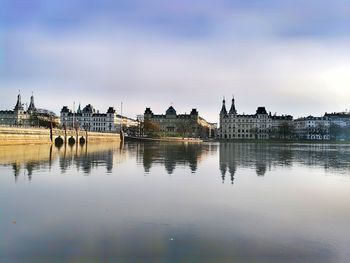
[1, 0, 350, 121]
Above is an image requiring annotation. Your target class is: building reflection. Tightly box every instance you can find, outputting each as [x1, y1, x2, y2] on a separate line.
[136, 141, 218, 175]
[58, 144, 117, 174]
[219, 143, 350, 183]
[1, 143, 124, 181]
[2, 141, 350, 182]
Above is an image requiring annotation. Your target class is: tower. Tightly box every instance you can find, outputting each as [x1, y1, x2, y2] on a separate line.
[14, 92, 24, 111]
[14, 92, 25, 125]
[229, 96, 237, 115]
[28, 93, 36, 113]
[220, 97, 227, 117]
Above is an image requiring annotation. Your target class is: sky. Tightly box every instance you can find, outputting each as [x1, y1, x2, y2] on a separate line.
[1, 0, 350, 122]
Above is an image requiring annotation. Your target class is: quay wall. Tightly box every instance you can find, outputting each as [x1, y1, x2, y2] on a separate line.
[0, 126, 120, 146]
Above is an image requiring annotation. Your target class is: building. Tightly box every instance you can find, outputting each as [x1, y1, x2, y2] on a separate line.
[324, 112, 350, 140]
[0, 93, 58, 126]
[60, 104, 137, 132]
[143, 106, 215, 138]
[219, 97, 272, 139]
[324, 112, 350, 128]
[270, 114, 294, 139]
[294, 116, 330, 140]
[219, 97, 293, 140]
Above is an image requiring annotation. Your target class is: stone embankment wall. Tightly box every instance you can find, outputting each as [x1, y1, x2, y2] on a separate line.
[0, 126, 120, 146]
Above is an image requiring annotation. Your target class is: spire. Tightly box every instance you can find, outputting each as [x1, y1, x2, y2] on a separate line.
[229, 95, 237, 114]
[14, 92, 24, 111]
[77, 103, 82, 114]
[220, 97, 227, 116]
[28, 92, 36, 112]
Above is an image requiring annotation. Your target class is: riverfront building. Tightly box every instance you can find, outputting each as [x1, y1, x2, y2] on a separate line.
[144, 106, 216, 138]
[294, 116, 331, 140]
[60, 104, 138, 132]
[0, 93, 58, 126]
[219, 97, 293, 140]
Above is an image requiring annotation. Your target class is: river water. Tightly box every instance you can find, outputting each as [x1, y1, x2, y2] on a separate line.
[1, 141, 350, 263]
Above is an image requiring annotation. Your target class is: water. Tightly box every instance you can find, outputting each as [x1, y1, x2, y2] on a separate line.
[1, 141, 350, 263]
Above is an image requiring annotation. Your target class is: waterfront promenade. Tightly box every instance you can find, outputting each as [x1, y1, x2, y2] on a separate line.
[0, 126, 120, 146]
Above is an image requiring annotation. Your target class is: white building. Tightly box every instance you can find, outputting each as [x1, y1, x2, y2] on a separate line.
[294, 116, 330, 140]
[219, 97, 293, 140]
[219, 97, 272, 140]
[0, 93, 58, 126]
[60, 104, 137, 132]
[324, 112, 350, 128]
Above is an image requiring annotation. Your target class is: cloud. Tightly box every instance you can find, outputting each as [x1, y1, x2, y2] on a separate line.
[1, 1, 350, 122]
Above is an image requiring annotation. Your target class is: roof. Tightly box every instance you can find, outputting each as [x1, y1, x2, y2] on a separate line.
[324, 112, 350, 118]
[220, 99, 227, 116]
[144, 107, 153, 115]
[82, 104, 94, 113]
[271, 115, 293, 120]
[166, 106, 177, 115]
[107, 107, 115, 114]
[61, 106, 70, 113]
[295, 115, 329, 121]
[256, 107, 267, 115]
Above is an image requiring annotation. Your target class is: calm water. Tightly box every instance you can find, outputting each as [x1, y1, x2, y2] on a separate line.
[1, 141, 350, 263]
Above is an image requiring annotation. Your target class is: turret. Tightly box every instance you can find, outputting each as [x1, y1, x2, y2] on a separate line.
[14, 93, 24, 111]
[28, 93, 36, 112]
[77, 103, 82, 114]
[144, 107, 153, 120]
[229, 96, 237, 114]
[220, 98, 227, 117]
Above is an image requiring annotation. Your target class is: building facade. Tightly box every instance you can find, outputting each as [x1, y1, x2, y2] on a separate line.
[324, 112, 350, 128]
[219, 97, 293, 140]
[144, 106, 215, 138]
[0, 93, 58, 126]
[60, 104, 137, 132]
[294, 116, 330, 140]
[270, 115, 294, 139]
[219, 97, 271, 139]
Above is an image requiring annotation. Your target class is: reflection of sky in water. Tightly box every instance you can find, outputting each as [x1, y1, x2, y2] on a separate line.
[1, 142, 350, 263]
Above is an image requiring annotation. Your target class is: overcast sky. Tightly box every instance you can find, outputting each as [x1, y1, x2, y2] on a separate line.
[1, 0, 350, 122]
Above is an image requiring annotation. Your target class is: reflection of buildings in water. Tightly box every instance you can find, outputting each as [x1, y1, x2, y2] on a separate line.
[292, 145, 350, 175]
[220, 143, 271, 182]
[58, 143, 124, 174]
[219, 143, 350, 182]
[138, 142, 218, 175]
[2, 143, 125, 180]
[1, 145, 56, 182]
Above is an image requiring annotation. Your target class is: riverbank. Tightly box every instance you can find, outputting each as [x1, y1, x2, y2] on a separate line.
[126, 136, 203, 143]
[217, 138, 350, 144]
[0, 126, 121, 146]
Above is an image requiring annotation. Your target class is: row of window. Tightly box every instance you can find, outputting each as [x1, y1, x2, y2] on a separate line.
[221, 119, 270, 124]
[222, 134, 269, 139]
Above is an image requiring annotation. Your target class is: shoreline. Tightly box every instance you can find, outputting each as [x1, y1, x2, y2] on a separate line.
[0, 126, 121, 146]
[125, 136, 203, 143]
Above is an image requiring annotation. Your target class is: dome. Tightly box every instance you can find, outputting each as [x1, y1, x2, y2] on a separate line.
[166, 106, 176, 115]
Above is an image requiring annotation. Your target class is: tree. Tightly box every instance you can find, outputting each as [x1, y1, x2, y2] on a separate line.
[329, 124, 342, 140]
[278, 122, 295, 139]
[144, 120, 160, 134]
[29, 112, 59, 128]
[177, 120, 193, 138]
